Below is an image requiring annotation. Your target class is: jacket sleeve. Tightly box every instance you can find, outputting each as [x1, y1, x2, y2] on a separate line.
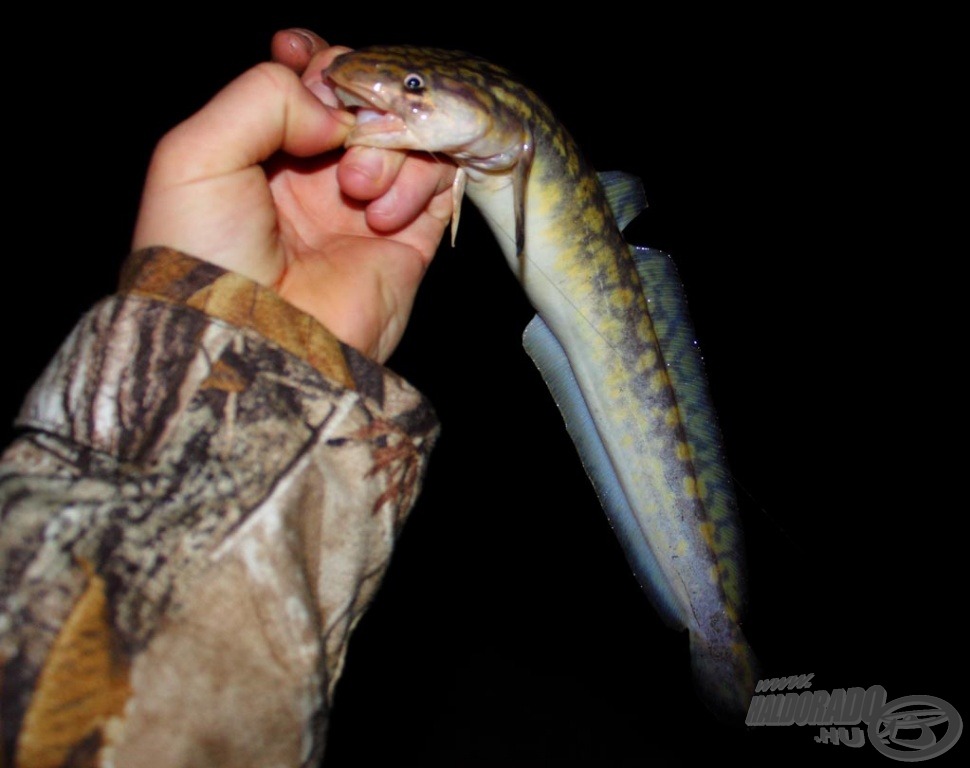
[0, 247, 440, 768]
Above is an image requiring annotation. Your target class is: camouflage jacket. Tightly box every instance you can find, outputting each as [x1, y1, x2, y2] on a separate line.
[0, 248, 440, 768]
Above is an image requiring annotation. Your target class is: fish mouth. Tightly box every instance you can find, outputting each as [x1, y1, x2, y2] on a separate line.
[329, 83, 408, 143]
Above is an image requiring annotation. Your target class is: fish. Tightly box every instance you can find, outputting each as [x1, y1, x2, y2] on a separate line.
[324, 46, 758, 719]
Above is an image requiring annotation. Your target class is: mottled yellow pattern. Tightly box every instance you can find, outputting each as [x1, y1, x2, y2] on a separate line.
[326, 45, 757, 719]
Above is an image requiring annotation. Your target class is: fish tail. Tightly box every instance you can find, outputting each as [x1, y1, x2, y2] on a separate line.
[689, 624, 760, 723]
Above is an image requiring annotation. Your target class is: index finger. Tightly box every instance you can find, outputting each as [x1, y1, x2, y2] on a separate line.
[147, 61, 354, 188]
[299, 46, 457, 228]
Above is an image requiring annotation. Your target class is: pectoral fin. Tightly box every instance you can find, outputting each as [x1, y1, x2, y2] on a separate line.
[513, 129, 535, 280]
[450, 168, 467, 247]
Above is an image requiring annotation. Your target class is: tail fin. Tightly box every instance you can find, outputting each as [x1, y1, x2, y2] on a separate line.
[689, 625, 760, 723]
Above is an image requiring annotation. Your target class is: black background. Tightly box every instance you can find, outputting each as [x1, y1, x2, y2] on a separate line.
[2, 6, 962, 766]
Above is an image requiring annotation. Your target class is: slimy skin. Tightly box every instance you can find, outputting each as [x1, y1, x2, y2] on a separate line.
[325, 46, 757, 719]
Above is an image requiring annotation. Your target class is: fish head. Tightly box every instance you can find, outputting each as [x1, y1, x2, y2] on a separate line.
[323, 46, 531, 174]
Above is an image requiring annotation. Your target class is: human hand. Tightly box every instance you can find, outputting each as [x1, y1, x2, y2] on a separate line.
[132, 29, 456, 363]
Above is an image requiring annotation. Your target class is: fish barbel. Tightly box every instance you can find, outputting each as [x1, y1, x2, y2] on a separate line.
[324, 46, 757, 718]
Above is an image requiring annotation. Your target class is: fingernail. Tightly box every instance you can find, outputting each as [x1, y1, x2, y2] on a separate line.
[288, 28, 318, 56]
[308, 79, 346, 112]
[329, 106, 357, 127]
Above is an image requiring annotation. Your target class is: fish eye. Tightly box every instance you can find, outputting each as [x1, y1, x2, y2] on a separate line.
[403, 73, 425, 92]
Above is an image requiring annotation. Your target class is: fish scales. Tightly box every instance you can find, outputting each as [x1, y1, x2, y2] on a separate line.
[324, 46, 756, 718]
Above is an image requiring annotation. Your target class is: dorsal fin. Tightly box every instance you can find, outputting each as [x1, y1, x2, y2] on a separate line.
[632, 246, 747, 615]
[598, 170, 647, 231]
